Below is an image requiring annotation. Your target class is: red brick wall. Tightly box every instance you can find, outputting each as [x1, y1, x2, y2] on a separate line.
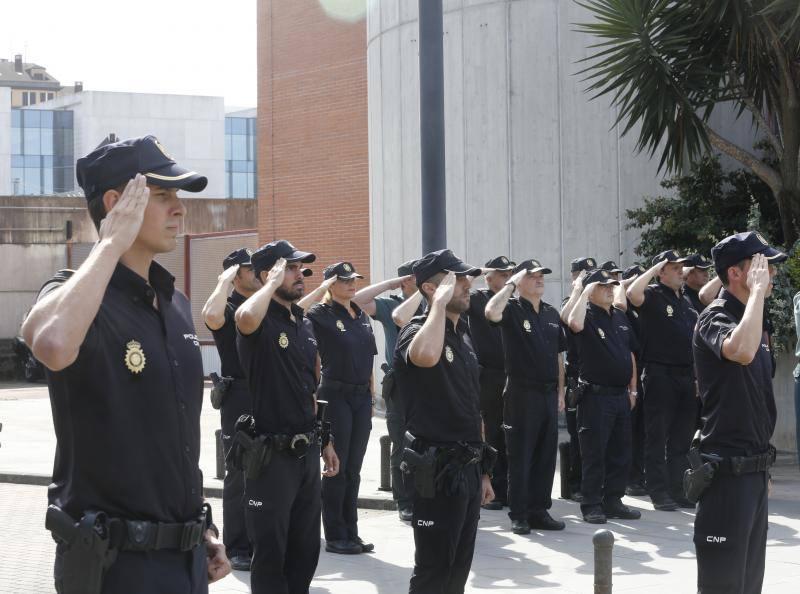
[257, 0, 370, 286]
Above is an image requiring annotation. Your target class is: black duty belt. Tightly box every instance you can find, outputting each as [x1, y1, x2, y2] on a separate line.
[580, 381, 628, 396]
[712, 447, 777, 476]
[644, 362, 694, 378]
[319, 377, 371, 393]
[507, 376, 558, 393]
[270, 430, 319, 454]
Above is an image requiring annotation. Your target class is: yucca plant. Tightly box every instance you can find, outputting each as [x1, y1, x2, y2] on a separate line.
[577, 0, 800, 245]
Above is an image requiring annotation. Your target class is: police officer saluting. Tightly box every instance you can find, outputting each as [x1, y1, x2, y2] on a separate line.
[567, 269, 641, 524]
[466, 256, 516, 509]
[393, 249, 495, 594]
[626, 250, 699, 511]
[202, 248, 262, 571]
[234, 240, 340, 594]
[22, 136, 230, 593]
[485, 259, 567, 534]
[691, 232, 784, 594]
[306, 261, 377, 555]
[352, 260, 419, 521]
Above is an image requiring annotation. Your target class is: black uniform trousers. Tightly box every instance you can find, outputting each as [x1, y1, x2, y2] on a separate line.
[245, 446, 321, 594]
[642, 366, 696, 498]
[565, 380, 582, 494]
[479, 367, 507, 503]
[577, 389, 632, 509]
[628, 375, 645, 486]
[503, 378, 558, 521]
[220, 381, 252, 558]
[319, 381, 372, 542]
[55, 542, 208, 594]
[694, 471, 769, 594]
[384, 370, 414, 510]
[409, 464, 482, 594]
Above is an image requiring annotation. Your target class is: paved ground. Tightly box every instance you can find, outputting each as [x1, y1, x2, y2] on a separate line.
[1, 382, 799, 593]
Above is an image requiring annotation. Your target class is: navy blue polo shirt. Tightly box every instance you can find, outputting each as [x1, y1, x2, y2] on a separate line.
[208, 290, 247, 379]
[492, 297, 567, 382]
[394, 314, 482, 443]
[694, 289, 776, 456]
[39, 263, 204, 523]
[575, 303, 638, 387]
[466, 289, 505, 371]
[638, 282, 698, 366]
[307, 300, 377, 385]
[682, 284, 704, 314]
[237, 300, 318, 435]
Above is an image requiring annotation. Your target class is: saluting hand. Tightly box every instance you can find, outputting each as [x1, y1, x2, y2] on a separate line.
[266, 257, 287, 287]
[572, 270, 589, 293]
[219, 264, 239, 285]
[321, 276, 338, 291]
[390, 274, 414, 290]
[98, 174, 149, 255]
[747, 253, 770, 296]
[433, 271, 457, 305]
[509, 268, 529, 288]
[582, 281, 599, 297]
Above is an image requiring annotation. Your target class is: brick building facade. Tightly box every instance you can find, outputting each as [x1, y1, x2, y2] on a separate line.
[257, 0, 370, 284]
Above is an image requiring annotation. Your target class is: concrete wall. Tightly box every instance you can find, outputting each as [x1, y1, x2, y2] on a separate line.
[0, 88, 10, 195]
[30, 91, 226, 198]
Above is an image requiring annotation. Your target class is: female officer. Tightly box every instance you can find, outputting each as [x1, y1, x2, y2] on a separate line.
[305, 261, 378, 554]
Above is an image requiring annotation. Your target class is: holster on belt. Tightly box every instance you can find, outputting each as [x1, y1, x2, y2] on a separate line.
[399, 431, 438, 499]
[209, 372, 234, 410]
[568, 379, 588, 408]
[682, 430, 721, 503]
[380, 363, 396, 402]
[46, 505, 117, 594]
[227, 414, 272, 479]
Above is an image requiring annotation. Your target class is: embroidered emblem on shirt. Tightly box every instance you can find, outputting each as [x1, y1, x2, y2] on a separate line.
[523, 319, 532, 333]
[124, 340, 146, 374]
[444, 346, 454, 362]
[666, 305, 674, 317]
[278, 333, 290, 349]
[336, 320, 346, 332]
[598, 328, 606, 340]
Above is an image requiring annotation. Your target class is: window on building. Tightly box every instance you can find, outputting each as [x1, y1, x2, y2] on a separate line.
[10, 108, 74, 195]
[224, 116, 257, 199]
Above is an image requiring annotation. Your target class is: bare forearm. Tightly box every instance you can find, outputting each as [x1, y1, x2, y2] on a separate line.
[23, 239, 121, 371]
[567, 292, 590, 333]
[560, 288, 583, 323]
[297, 283, 329, 312]
[699, 276, 722, 306]
[558, 355, 565, 391]
[392, 291, 423, 327]
[485, 284, 514, 322]
[630, 355, 637, 391]
[353, 278, 400, 306]
[723, 292, 766, 364]
[408, 301, 447, 367]
[613, 283, 628, 311]
[626, 265, 657, 307]
[202, 279, 232, 329]
[235, 281, 279, 335]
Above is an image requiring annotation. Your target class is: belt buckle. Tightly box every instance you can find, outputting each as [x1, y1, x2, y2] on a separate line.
[290, 433, 310, 458]
[180, 521, 203, 551]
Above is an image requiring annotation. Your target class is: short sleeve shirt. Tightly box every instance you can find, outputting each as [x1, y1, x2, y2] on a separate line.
[209, 290, 247, 379]
[693, 289, 776, 456]
[466, 289, 504, 371]
[682, 285, 704, 314]
[307, 301, 377, 385]
[575, 303, 637, 386]
[237, 300, 317, 435]
[393, 315, 482, 443]
[40, 263, 204, 523]
[638, 283, 698, 366]
[493, 297, 567, 382]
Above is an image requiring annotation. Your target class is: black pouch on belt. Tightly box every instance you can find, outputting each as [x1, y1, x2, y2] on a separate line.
[399, 431, 438, 499]
[568, 379, 588, 408]
[209, 372, 233, 410]
[46, 505, 118, 594]
[380, 364, 396, 402]
[682, 431, 721, 503]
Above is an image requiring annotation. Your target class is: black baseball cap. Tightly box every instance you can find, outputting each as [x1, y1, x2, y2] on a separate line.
[571, 257, 597, 273]
[583, 269, 620, 287]
[514, 259, 552, 275]
[323, 261, 364, 280]
[600, 260, 623, 274]
[711, 231, 788, 277]
[652, 250, 690, 266]
[222, 248, 252, 270]
[683, 253, 713, 269]
[76, 135, 208, 200]
[251, 240, 315, 278]
[622, 264, 645, 280]
[397, 259, 417, 277]
[485, 256, 516, 271]
[412, 249, 481, 286]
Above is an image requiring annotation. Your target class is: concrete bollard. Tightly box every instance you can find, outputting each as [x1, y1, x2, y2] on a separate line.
[379, 435, 392, 491]
[593, 529, 614, 594]
[215, 429, 225, 480]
